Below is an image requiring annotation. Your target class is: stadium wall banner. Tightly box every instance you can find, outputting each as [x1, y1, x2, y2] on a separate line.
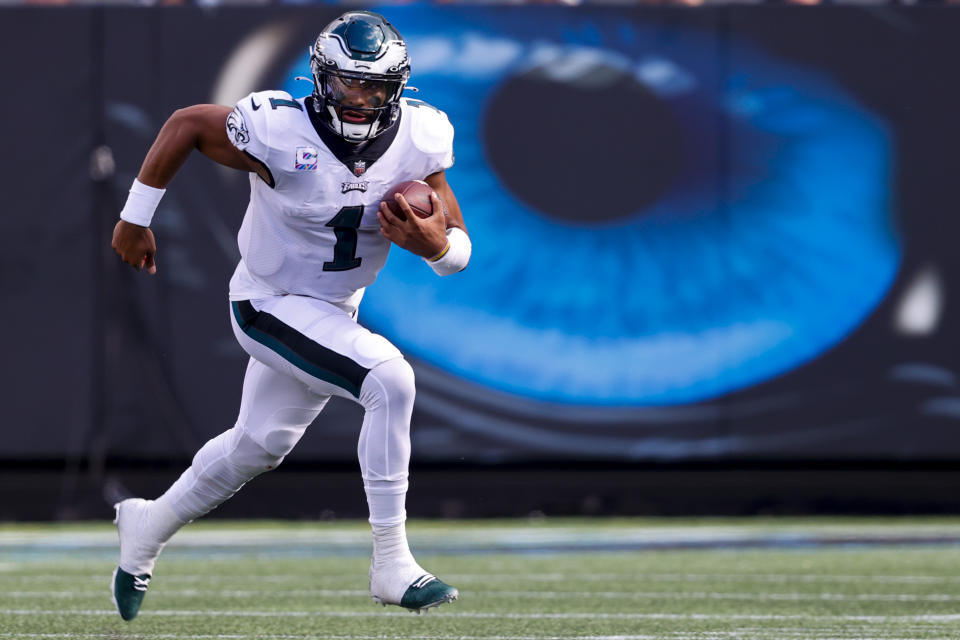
[3, 6, 960, 463]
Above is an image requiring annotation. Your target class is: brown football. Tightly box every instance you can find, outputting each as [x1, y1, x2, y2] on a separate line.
[384, 180, 437, 220]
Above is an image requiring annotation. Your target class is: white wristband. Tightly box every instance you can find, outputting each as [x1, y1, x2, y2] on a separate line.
[425, 227, 471, 276]
[119, 178, 166, 227]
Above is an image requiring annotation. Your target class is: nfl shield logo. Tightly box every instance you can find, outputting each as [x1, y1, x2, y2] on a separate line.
[353, 160, 366, 176]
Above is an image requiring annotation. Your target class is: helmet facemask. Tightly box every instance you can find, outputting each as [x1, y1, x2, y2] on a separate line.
[311, 64, 406, 142]
[309, 12, 411, 143]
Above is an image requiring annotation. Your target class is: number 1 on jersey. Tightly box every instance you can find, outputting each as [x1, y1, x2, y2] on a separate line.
[323, 206, 364, 272]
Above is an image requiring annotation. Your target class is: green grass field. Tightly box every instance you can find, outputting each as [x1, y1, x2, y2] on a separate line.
[3, 518, 960, 639]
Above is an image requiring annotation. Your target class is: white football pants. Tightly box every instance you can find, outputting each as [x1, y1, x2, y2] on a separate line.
[153, 295, 414, 530]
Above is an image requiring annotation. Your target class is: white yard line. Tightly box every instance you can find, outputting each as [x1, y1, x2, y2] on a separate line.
[4, 609, 960, 622]
[3, 524, 960, 551]
[7, 589, 960, 603]
[0, 633, 626, 640]
[0, 634, 956, 640]
[485, 590, 960, 602]
[446, 573, 960, 585]
[6, 572, 960, 585]
[0, 635, 919, 640]
[2, 589, 365, 598]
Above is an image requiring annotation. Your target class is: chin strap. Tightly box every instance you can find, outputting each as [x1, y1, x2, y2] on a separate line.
[326, 104, 380, 141]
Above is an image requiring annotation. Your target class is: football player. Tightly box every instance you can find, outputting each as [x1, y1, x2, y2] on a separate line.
[109, 11, 470, 621]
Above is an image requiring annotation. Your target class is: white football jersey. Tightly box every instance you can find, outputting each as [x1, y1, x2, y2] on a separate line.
[225, 90, 454, 313]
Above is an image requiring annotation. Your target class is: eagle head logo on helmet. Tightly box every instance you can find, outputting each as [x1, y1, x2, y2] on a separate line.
[310, 11, 411, 143]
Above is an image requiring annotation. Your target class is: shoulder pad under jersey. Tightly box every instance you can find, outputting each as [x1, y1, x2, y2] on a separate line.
[229, 90, 304, 149]
[404, 98, 455, 159]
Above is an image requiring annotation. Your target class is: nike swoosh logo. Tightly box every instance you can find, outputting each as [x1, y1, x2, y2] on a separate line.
[250, 97, 261, 111]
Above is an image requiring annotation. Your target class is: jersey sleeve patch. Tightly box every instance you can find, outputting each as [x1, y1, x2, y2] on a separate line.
[230, 91, 283, 186]
[226, 108, 251, 148]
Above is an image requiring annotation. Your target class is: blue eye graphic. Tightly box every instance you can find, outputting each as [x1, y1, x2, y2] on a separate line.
[284, 9, 898, 407]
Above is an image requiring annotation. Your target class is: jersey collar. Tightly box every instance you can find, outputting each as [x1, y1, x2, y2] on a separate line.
[305, 96, 402, 176]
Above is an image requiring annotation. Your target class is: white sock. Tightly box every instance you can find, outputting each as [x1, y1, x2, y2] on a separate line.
[369, 521, 429, 603]
[117, 498, 185, 576]
[143, 498, 187, 547]
[372, 521, 414, 564]
[365, 478, 408, 528]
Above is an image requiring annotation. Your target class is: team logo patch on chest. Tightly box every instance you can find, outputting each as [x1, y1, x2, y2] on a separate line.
[295, 147, 318, 171]
[342, 182, 369, 193]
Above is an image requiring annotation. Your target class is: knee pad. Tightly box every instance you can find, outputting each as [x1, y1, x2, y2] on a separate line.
[240, 406, 323, 460]
[234, 359, 328, 459]
[230, 428, 286, 473]
[168, 427, 284, 523]
[195, 427, 286, 479]
[360, 358, 416, 412]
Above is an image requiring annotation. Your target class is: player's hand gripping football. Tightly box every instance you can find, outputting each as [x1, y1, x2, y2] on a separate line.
[111, 220, 158, 274]
[377, 192, 448, 259]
